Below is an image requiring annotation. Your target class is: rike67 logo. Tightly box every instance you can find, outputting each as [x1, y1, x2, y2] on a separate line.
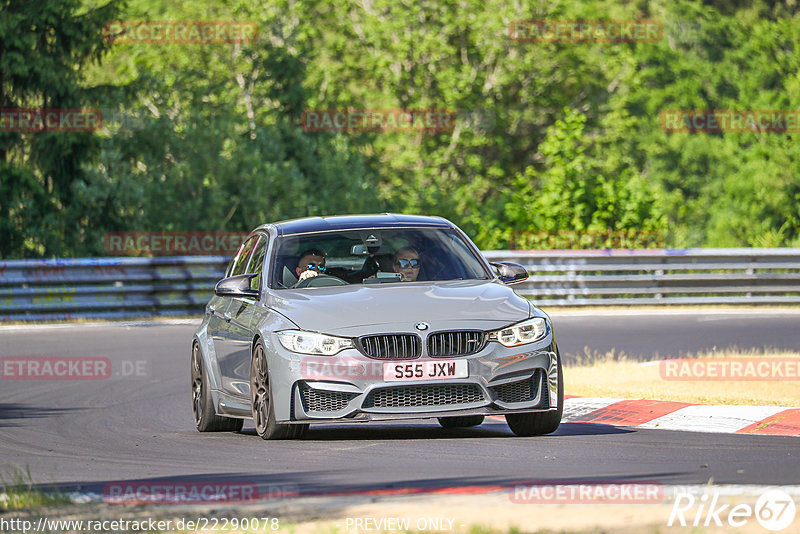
[669, 489, 796, 531]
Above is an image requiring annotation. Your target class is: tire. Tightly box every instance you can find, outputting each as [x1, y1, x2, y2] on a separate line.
[505, 352, 564, 437]
[437, 415, 485, 428]
[191, 342, 243, 432]
[250, 340, 308, 440]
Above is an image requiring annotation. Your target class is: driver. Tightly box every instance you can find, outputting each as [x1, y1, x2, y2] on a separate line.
[295, 248, 326, 284]
[393, 247, 421, 281]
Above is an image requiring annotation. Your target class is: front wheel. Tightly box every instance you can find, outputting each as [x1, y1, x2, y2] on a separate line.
[505, 353, 564, 437]
[191, 342, 243, 432]
[250, 340, 308, 440]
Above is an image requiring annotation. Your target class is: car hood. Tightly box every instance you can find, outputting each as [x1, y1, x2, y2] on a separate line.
[265, 280, 531, 334]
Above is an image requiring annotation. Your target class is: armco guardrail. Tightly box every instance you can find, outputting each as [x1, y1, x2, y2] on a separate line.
[0, 256, 229, 322]
[0, 248, 799, 321]
[484, 247, 800, 306]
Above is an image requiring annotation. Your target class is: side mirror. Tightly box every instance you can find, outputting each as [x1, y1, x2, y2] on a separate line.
[490, 262, 528, 285]
[214, 273, 260, 298]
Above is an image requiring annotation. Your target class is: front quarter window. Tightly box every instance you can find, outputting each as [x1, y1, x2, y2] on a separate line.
[247, 236, 268, 290]
[228, 235, 258, 277]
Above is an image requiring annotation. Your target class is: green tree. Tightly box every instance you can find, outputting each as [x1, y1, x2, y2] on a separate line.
[75, 0, 380, 256]
[506, 107, 667, 248]
[0, 0, 123, 258]
[6, 0, 800, 257]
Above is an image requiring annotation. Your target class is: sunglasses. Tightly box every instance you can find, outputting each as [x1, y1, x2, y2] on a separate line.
[395, 258, 420, 269]
[305, 263, 326, 272]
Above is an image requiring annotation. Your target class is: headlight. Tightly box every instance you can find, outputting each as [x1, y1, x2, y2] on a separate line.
[277, 330, 354, 356]
[489, 317, 548, 347]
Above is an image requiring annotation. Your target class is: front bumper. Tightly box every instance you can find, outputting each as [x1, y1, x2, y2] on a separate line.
[269, 334, 560, 423]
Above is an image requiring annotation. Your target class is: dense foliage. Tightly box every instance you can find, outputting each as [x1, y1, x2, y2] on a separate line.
[2, 0, 799, 258]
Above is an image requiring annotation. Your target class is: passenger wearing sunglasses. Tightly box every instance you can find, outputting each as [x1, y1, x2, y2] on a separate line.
[295, 248, 326, 283]
[393, 247, 421, 282]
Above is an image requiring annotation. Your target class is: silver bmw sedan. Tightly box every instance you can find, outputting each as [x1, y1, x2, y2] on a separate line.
[191, 214, 562, 439]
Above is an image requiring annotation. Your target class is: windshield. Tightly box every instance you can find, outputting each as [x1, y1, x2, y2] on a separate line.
[270, 227, 491, 289]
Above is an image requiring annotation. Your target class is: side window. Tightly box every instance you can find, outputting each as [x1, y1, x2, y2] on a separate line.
[246, 236, 268, 290]
[230, 236, 258, 277]
[224, 256, 236, 278]
[225, 242, 244, 278]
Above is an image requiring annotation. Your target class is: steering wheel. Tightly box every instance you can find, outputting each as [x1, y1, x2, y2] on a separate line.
[293, 273, 349, 288]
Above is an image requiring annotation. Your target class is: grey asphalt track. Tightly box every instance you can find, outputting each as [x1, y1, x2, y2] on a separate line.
[0, 311, 799, 496]
[551, 310, 800, 363]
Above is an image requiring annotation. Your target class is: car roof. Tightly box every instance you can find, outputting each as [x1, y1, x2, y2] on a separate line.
[255, 213, 454, 236]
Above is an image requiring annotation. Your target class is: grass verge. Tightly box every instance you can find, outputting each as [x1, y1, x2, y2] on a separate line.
[0, 465, 71, 510]
[565, 349, 800, 405]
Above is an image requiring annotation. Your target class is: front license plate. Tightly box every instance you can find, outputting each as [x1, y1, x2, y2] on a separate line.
[383, 360, 468, 381]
